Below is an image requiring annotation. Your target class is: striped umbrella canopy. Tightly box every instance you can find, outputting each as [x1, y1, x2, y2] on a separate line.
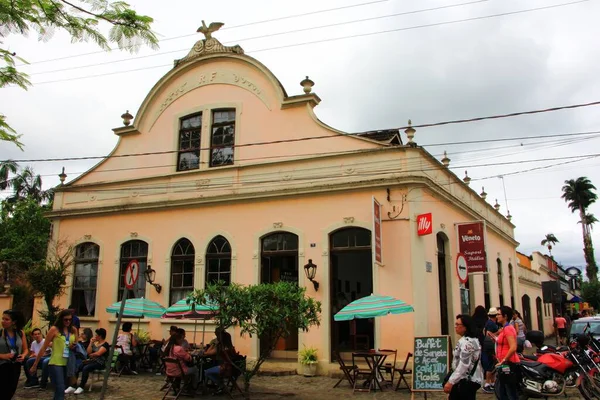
[105, 297, 166, 318]
[333, 294, 414, 321]
[162, 298, 218, 320]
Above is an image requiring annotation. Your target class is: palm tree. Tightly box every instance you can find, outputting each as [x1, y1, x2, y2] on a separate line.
[579, 213, 599, 232]
[541, 233, 559, 255]
[562, 177, 598, 281]
[8, 166, 52, 204]
[0, 160, 18, 190]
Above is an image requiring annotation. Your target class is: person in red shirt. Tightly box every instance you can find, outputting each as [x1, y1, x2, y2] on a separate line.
[554, 314, 568, 345]
[495, 306, 519, 400]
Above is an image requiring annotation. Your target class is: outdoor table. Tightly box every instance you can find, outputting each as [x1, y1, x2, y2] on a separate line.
[352, 350, 395, 392]
[191, 350, 214, 394]
[136, 343, 152, 371]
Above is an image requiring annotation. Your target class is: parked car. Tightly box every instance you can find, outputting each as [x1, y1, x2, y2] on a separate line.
[569, 316, 600, 339]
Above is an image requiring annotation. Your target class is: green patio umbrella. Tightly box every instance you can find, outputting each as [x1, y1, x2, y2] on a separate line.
[106, 297, 166, 331]
[333, 294, 414, 321]
[162, 297, 218, 345]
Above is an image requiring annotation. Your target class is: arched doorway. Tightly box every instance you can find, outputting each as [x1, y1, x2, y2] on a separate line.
[521, 294, 532, 330]
[261, 232, 299, 359]
[437, 233, 449, 336]
[497, 259, 504, 306]
[330, 227, 373, 357]
[508, 264, 515, 309]
[536, 297, 544, 334]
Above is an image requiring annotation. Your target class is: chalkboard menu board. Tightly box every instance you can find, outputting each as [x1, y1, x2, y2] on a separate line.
[412, 335, 450, 391]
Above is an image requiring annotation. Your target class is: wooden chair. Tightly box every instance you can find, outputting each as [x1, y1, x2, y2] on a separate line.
[351, 353, 377, 393]
[377, 348, 397, 386]
[394, 352, 413, 392]
[221, 352, 247, 399]
[332, 351, 357, 388]
[161, 357, 187, 400]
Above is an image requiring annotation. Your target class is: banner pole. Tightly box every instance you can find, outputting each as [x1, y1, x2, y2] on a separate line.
[100, 288, 128, 400]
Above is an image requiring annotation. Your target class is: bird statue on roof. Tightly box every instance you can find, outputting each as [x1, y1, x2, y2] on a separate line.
[197, 20, 224, 40]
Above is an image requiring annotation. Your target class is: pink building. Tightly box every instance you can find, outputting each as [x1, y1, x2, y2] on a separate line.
[45, 27, 519, 371]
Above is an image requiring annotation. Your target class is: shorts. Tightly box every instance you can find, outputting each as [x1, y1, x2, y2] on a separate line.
[481, 352, 496, 372]
[558, 328, 567, 338]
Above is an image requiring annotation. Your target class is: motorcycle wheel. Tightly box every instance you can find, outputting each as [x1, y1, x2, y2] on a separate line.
[578, 374, 598, 400]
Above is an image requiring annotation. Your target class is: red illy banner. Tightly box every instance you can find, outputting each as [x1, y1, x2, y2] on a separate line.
[457, 222, 487, 273]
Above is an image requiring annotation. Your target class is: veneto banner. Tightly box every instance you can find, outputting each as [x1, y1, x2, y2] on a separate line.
[457, 222, 487, 273]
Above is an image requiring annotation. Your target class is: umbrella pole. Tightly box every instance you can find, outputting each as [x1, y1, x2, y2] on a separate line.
[193, 320, 197, 345]
[201, 319, 206, 346]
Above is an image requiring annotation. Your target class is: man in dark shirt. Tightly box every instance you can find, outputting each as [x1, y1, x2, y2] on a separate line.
[482, 307, 500, 393]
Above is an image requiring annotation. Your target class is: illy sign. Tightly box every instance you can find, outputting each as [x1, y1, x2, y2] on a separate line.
[417, 213, 433, 236]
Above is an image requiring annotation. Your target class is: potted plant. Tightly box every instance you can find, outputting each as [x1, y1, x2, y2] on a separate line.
[298, 346, 318, 377]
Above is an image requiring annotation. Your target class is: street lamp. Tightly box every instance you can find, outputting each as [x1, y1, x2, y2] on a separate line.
[304, 259, 319, 291]
[144, 265, 162, 293]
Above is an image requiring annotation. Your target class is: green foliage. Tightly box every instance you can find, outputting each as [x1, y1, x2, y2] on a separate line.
[0, 198, 51, 270]
[135, 330, 151, 344]
[0, 0, 158, 148]
[27, 241, 73, 326]
[190, 281, 322, 391]
[582, 280, 600, 310]
[22, 319, 33, 342]
[298, 345, 318, 365]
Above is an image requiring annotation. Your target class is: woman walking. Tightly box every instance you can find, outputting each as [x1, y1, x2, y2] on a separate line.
[0, 309, 28, 400]
[495, 306, 520, 400]
[443, 314, 484, 400]
[30, 309, 77, 400]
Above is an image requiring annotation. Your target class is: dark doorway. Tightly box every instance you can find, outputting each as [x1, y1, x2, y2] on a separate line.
[260, 232, 299, 359]
[330, 227, 373, 358]
[522, 295, 532, 330]
[536, 297, 544, 334]
[437, 233, 449, 336]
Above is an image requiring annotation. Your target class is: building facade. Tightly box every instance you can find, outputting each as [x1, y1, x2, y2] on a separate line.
[43, 28, 519, 369]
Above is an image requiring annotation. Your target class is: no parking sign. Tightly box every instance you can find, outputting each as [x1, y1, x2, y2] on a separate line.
[124, 259, 140, 289]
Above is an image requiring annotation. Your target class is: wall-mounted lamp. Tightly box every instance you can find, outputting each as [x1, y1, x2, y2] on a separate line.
[144, 265, 162, 293]
[304, 259, 319, 291]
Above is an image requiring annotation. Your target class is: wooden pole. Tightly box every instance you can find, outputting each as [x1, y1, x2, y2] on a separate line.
[100, 288, 128, 400]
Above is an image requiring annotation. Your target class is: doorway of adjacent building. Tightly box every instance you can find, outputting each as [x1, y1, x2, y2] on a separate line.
[536, 296, 544, 334]
[437, 233, 450, 336]
[260, 232, 299, 359]
[522, 294, 532, 330]
[330, 227, 373, 359]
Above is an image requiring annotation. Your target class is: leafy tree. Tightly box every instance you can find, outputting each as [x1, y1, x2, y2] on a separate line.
[7, 166, 53, 204]
[0, 160, 18, 190]
[541, 233, 559, 256]
[190, 281, 322, 391]
[27, 240, 73, 326]
[562, 177, 598, 281]
[1, 0, 158, 148]
[0, 197, 52, 271]
[581, 280, 600, 311]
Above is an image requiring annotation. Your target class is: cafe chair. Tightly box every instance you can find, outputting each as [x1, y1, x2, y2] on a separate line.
[377, 348, 397, 386]
[332, 351, 357, 389]
[394, 352, 413, 392]
[221, 353, 247, 399]
[161, 357, 187, 400]
[88, 368, 106, 392]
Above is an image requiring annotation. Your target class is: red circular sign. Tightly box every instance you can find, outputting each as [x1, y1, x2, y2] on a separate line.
[456, 253, 468, 284]
[124, 259, 140, 290]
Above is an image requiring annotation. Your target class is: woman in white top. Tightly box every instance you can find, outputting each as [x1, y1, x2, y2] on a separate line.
[116, 322, 137, 374]
[443, 314, 484, 400]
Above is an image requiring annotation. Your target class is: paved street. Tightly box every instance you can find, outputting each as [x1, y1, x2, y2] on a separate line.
[13, 372, 584, 399]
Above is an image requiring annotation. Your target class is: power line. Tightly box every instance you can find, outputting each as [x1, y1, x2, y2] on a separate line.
[27, 0, 492, 77]
[30, 0, 589, 85]
[18, 0, 392, 66]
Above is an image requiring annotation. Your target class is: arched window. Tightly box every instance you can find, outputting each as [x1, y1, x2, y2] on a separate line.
[206, 236, 231, 286]
[497, 258, 504, 306]
[508, 263, 515, 309]
[72, 242, 99, 316]
[170, 239, 195, 304]
[119, 240, 148, 300]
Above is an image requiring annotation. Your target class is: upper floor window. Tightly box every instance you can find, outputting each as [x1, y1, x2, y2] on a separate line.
[170, 238, 195, 305]
[177, 113, 202, 171]
[72, 242, 100, 316]
[210, 109, 235, 167]
[119, 240, 148, 300]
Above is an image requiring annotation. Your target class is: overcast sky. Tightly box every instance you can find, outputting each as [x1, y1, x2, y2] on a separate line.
[2, 0, 599, 269]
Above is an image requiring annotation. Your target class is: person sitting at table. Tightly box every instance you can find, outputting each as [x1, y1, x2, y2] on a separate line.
[24, 328, 51, 389]
[116, 322, 137, 375]
[207, 327, 223, 352]
[164, 331, 197, 393]
[204, 330, 237, 395]
[65, 328, 109, 395]
[176, 328, 190, 350]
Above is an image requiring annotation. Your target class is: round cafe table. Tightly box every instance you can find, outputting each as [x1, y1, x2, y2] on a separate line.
[351, 350, 395, 392]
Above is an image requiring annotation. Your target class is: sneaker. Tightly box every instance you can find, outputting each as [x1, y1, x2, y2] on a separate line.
[74, 387, 84, 395]
[65, 387, 77, 394]
[131, 370, 138, 375]
[25, 383, 40, 389]
[482, 385, 494, 394]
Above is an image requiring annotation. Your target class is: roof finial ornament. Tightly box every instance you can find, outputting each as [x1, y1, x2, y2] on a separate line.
[463, 170, 471, 186]
[300, 76, 314, 94]
[480, 186, 487, 200]
[441, 151, 450, 167]
[405, 119, 416, 146]
[174, 21, 244, 67]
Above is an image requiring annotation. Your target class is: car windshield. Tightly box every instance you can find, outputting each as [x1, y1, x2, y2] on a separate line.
[571, 321, 600, 335]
